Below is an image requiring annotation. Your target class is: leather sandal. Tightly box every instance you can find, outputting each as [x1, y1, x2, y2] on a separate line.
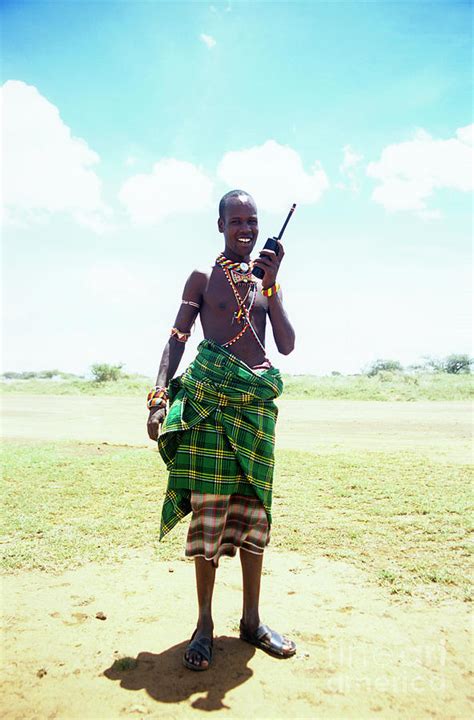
[183, 630, 213, 671]
[239, 620, 296, 658]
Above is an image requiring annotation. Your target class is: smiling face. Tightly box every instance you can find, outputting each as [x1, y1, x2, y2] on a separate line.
[218, 194, 259, 261]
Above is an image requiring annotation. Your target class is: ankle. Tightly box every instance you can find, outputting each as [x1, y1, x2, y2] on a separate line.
[197, 614, 214, 632]
[241, 611, 260, 630]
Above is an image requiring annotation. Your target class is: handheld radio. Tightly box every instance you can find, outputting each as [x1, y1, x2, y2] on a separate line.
[252, 203, 297, 280]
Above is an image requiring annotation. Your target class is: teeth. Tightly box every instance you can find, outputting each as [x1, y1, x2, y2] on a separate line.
[238, 238, 251, 243]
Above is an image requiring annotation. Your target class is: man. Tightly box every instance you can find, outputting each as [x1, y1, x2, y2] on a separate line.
[147, 190, 296, 670]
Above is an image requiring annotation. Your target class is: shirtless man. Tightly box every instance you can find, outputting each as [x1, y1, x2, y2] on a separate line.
[147, 189, 296, 670]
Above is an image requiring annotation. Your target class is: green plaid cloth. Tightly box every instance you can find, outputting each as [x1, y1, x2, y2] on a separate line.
[158, 339, 283, 539]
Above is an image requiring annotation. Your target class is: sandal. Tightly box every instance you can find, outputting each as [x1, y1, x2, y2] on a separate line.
[183, 629, 213, 671]
[239, 620, 296, 658]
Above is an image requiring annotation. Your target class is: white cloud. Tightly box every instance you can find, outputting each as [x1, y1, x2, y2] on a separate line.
[367, 124, 474, 217]
[341, 144, 363, 172]
[418, 209, 443, 222]
[1, 80, 108, 231]
[457, 124, 473, 146]
[200, 33, 216, 49]
[119, 158, 214, 226]
[339, 144, 364, 192]
[217, 140, 329, 213]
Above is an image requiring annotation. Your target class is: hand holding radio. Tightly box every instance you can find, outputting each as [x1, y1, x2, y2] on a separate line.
[252, 241, 285, 288]
[252, 203, 296, 283]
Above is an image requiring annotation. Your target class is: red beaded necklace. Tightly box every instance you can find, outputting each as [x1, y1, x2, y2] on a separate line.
[215, 254, 266, 353]
[216, 253, 255, 284]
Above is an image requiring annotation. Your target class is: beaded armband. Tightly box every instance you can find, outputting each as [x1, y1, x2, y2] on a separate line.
[147, 386, 168, 410]
[170, 327, 191, 343]
[261, 282, 280, 297]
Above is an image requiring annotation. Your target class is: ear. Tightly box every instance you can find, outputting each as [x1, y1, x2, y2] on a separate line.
[217, 216, 224, 233]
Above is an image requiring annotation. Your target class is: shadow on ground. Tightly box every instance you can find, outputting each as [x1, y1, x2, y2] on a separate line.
[104, 636, 256, 711]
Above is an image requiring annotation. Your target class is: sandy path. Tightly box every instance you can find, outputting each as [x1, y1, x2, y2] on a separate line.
[3, 396, 472, 463]
[2, 549, 472, 720]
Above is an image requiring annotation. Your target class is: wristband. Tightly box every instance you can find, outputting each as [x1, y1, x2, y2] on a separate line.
[170, 327, 191, 343]
[261, 282, 280, 297]
[147, 386, 168, 410]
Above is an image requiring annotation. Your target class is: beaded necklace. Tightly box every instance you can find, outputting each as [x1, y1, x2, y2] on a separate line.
[216, 253, 255, 284]
[215, 254, 266, 353]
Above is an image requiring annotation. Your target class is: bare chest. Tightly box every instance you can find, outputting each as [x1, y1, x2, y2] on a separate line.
[204, 271, 265, 315]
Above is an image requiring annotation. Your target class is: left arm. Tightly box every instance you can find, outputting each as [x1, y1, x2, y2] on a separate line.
[252, 242, 295, 355]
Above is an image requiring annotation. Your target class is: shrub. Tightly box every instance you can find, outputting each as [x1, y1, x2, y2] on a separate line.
[38, 369, 61, 379]
[423, 354, 473, 374]
[443, 354, 472, 375]
[90, 363, 124, 383]
[366, 359, 403, 377]
[2, 371, 37, 380]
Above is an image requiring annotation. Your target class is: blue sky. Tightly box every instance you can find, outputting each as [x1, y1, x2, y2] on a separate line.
[2, 0, 472, 375]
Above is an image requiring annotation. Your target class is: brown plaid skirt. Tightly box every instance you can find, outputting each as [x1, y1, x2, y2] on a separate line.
[185, 492, 270, 567]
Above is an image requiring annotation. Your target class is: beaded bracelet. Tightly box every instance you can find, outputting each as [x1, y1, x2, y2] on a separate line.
[170, 327, 191, 343]
[261, 282, 280, 297]
[147, 386, 168, 410]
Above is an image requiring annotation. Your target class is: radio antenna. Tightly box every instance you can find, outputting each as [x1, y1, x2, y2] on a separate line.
[277, 203, 297, 241]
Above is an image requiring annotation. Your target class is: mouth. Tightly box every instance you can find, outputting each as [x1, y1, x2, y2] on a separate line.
[237, 237, 253, 245]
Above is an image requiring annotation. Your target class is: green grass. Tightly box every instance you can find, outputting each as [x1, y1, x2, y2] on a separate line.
[2, 440, 472, 601]
[281, 372, 474, 401]
[1, 371, 473, 400]
[0, 375, 152, 396]
[110, 657, 138, 672]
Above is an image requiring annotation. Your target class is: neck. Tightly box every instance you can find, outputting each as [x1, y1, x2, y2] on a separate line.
[222, 246, 251, 263]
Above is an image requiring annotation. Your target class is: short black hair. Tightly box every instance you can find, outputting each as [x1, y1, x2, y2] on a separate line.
[219, 189, 255, 219]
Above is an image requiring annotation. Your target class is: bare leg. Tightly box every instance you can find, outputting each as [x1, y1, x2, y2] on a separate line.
[240, 548, 295, 656]
[240, 548, 263, 631]
[184, 557, 216, 669]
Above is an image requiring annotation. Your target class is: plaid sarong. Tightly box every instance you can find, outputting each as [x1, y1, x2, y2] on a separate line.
[158, 339, 283, 539]
[185, 492, 270, 566]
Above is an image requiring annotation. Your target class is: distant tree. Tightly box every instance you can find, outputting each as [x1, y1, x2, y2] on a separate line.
[38, 369, 61, 379]
[366, 359, 403, 377]
[422, 354, 472, 374]
[91, 363, 124, 383]
[443, 354, 472, 374]
[2, 371, 37, 380]
[422, 356, 443, 372]
[331, 371, 342, 376]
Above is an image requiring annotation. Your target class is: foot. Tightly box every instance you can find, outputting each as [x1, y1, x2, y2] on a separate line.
[183, 623, 214, 671]
[240, 619, 296, 658]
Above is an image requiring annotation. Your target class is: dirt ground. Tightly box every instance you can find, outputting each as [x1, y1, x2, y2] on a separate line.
[2, 548, 472, 720]
[2, 397, 473, 718]
[2, 396, 472, 463]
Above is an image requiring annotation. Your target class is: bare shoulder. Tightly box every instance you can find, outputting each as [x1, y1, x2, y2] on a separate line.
[182, 267, 211, 302]
[190, 266, 211, 280]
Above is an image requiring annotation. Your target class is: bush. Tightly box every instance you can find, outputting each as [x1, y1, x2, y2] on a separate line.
[90, 363, 124, 383]
[366, 359, 403, 377]
[443, 354, 472, 375]
[423, 354, 473, 374]
[2, 371, 37, 380]
[37, 369, 61, 379]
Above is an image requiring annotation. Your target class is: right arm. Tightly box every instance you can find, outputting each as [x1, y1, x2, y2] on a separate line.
[147, 270, 206, 441]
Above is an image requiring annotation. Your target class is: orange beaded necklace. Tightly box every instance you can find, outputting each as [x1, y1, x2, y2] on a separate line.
[215, 254, 266, 353]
